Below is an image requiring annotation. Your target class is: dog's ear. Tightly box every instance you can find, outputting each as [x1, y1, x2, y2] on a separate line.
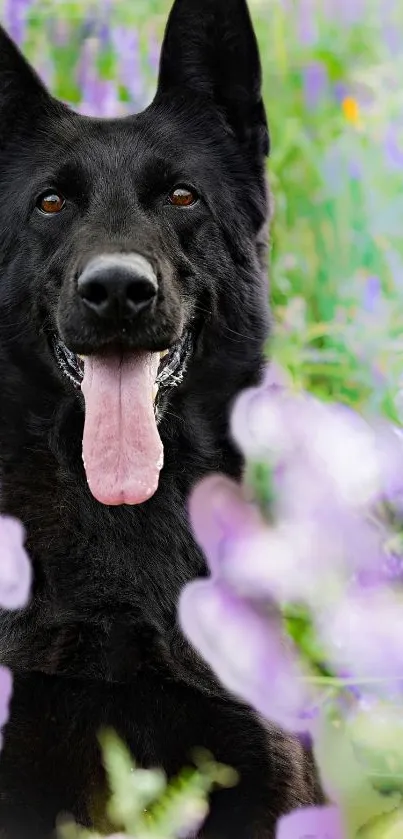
[156, 0, 269, 155]
[0, 26, 52, 134]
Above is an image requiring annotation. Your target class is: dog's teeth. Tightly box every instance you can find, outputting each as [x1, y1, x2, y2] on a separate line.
[152, 384, 159, 404]
[160, 350, 169, 360]
[78, 355, 85, 361]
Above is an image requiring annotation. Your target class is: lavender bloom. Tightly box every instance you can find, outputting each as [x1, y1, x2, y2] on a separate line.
[111, 27, 146, 106]
[297, 0, 318, 45]
[318, 586, 403, 693]
[324, 0, 365, 26]
[99, 21, 111, 52]
[190, 475, 387, 607]
[183, 364, 403, 744]
[2, 0, 31, 46]
[276, 806, 345, 839]
[76, 35, 129, 117]
[0, 667, 12, 751]
[147, 28, 161, 77]
[76, 37, 99, 103]
[78, 78, 124, 118]
[333, 82, 349, 104]
[0, 516, 31, 610]
[363, 276, 382, 314]
[384, 124, 403, 171]
[302, 61, 328, 110]
[179, 578, 314, 733]
[231, 373, 403, 513]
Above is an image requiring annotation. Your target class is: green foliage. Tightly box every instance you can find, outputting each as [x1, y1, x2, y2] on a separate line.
[59, 731, 237, 839]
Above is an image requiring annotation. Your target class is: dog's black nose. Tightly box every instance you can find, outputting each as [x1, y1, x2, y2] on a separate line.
[78, 254, 157, 319]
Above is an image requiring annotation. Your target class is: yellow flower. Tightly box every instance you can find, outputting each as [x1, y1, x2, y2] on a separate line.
[342, 96, 361, 127]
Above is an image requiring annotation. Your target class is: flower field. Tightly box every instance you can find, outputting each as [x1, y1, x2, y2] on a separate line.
[2, 1, 403, 837]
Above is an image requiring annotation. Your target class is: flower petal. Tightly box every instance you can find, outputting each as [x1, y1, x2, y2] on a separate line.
[179, 579, 312, 732]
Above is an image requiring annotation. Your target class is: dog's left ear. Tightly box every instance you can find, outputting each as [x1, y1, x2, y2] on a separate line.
[156, 0, 269, 156]
[0, 26, 54, 139]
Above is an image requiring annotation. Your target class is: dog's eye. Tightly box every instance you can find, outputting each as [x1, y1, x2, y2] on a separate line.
[37, 192, 66, 215]
[168, 186, 198, 207]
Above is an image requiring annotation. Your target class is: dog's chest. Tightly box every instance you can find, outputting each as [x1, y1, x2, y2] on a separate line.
[0, 474, 206, 680]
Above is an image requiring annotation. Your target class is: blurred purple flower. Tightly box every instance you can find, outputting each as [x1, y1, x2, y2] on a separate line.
[189, 472, 385, 609]
[302, 61, 328, 110]
[276, 806, 345, 839]
[76, 37, 124, 117]
[147, 28, 161, 77]
[3, 0, 31, 45]
[0, 516, 31, 610]
[297, 0, 318, 45]
[325, 0, 365, 25]
[99, 21, 111, 51]
[363, 276, 382, 314]
[111, 27, 146, 105]
[76, 37, 99, 100]
[318, 586, 403, 694]
[179, 578, 314, 733]
[334, 82, 349, 104]
[0, 667, 12, 751]
[77, 32, 140, 116]
[231, 376, 387, 510]
[189, 476, 261, 577]
[381, 0, 401, 55]
[384, 125, 403, 171]
[78, 78, 123, 118]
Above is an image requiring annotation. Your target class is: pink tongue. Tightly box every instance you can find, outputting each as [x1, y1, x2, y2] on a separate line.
[81, 352, 163, 506]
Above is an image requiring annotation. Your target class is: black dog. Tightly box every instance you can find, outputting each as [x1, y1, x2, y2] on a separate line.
[0, 0, 322, 835]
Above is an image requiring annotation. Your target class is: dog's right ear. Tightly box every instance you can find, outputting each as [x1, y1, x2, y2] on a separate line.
[156, 0, 269, 156]
[0, 26, 52, 134]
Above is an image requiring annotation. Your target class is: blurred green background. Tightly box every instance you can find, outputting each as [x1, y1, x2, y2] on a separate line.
[2, 0, 403, 421]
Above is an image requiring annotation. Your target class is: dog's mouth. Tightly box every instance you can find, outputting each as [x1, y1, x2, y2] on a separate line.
[51, 331, 194, 507]
[51, 331, 193, 397]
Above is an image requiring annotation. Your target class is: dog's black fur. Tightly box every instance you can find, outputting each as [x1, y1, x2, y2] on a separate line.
[0, 1, 322, 836]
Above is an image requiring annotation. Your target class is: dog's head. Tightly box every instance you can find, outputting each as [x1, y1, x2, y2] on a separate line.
[0, 0, 270, 507]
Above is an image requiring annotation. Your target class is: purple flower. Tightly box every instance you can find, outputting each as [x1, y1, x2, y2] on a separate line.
[78, 78, 124, 118]
[76, 35, 129, 117]
[0, 516, 31, 610]
[185, 365, 403, 747]
[318, 586, 403, 693]
[384, 124, 403, 171]
[179, 578, 314, 733]
[76, 37, 99, 100]
[0, 667, 12, 751]
[325, 0, 365, 25]
[297, 0, 318, 45]
[231, 376, 399, 512]
[334, 82, 348, 104]
[147, 28, 161, 77]
[189, 473, 383, 609]
[363, 276, 382, 314]
[111, 27, 146, 106]
[2, 0, 31, 46]
[302, 61, 328, 110]
[189, 475, 262, 578]
[276, 806, 345, 839]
